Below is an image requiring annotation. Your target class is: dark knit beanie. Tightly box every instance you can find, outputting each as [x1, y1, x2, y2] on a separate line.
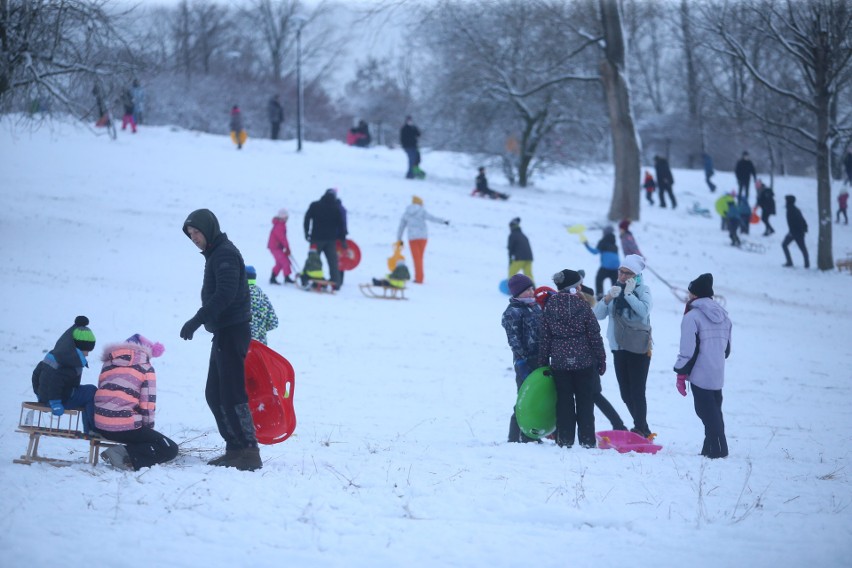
[508, 273, 534, 297]
[246, 265, 257, 281]
[509, 217, 521, 227]
[553, 269, 582, 291]
[688, 273, 714, 298]
[72, 315, 96, 352]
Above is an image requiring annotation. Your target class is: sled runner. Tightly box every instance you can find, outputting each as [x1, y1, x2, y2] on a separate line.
[687, 202, 711, 218]
[737, 239, 767, 254]
[297, 276, 336, 293]
[359, 283, 407, 300]
[245, 340, 296, 444]
[596, 429, 662, 454]
[336, 239, 362, 271]
[13, 402, 117, 466]
[515, 367, 557, 439]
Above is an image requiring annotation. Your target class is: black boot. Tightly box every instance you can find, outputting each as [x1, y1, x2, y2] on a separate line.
[284, 275, 295, 284]
[218, 447, 262, 471]
[207, 448, 240, 466]
[270, 271, 280, 285]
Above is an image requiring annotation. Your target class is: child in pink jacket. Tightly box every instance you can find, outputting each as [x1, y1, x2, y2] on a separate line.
[268, 209, 294, 284]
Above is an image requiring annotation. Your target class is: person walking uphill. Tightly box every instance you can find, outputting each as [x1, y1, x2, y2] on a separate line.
[735, 151, 757, 201]
[180, 209, 262, 471]
[674, 274, 732, 459]
[508, 217, 533, 279]
[536, 270, 608, 448]
[781, 195, 809, 268]
[400, 115, 422, 179]
[756, 180, 776, 236]
[31, 316, 98, 434]
[501, 274, 542, 443]
[654, 155, 676, 209]
[304, 189, 347, 289]
[396, 196, 449, 284]
[95, 334, 179, 471]
[593, 254, 654, 438]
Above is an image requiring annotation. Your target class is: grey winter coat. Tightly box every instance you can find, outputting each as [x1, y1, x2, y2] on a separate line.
[674, 298, 732, 390]
[396, 204, 447, 241]
[593, 276, 652, 351]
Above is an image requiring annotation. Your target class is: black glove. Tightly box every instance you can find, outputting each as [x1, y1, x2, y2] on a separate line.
[180, 315, 203, 340]
[444, 220, 450, 225]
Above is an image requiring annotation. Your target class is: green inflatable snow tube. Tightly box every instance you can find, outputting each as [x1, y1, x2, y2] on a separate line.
[515, 366, 557, 439]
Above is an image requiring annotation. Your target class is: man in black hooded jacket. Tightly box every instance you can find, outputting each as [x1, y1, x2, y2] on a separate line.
[180, 208, 262, 471]
[304, 189, 346, 288]
[781, 195, 809, 268]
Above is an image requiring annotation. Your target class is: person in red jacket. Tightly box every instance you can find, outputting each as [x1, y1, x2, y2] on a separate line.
[268, 209, 295, 284]
[837, 189, 849, 225]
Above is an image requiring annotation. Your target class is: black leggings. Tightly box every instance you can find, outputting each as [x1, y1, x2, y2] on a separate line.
[552, 367, 597, 448]
[612, 350, 651, 434]
[97, 427, 178, 470]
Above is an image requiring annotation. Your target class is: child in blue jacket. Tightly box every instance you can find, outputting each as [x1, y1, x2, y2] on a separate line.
[583, 226, 620, 299]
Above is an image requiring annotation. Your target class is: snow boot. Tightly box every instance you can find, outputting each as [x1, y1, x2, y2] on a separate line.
[218, 447, 262, 471]
[284, 275, 295, 284]
[270, 271, 280, 285]
[101, 445, 133, 471]
[207, 448, 240, 466]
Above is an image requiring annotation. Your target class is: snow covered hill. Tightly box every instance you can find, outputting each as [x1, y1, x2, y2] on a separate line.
[0, 116, 849, 567]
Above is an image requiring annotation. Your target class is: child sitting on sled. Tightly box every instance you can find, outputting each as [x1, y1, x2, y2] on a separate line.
[299, 249, 329, 290]
[372, 260, 411, 289]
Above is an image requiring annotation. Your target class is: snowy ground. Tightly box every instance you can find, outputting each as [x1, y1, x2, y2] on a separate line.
[0, 116, 850, 567]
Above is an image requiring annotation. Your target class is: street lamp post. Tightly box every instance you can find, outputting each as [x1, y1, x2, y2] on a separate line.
[293, 16, 307, 152]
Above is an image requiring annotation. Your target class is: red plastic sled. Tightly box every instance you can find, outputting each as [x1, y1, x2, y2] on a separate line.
[596, 430, 662, 454]
[337, 239, 361, 271]
[244, 340, 296, 445]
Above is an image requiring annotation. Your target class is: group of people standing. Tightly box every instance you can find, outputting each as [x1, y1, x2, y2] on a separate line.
[501, 253, 732, 458]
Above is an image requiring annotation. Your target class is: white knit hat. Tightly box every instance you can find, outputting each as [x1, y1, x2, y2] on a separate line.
[620, 254, 645, 275]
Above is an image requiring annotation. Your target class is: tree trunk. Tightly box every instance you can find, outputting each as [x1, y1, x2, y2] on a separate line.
[815, 36, 833, 271]
[600, 0, 641, 221]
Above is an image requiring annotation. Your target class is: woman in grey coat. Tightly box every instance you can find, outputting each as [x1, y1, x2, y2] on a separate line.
[674, 273, 732, 459]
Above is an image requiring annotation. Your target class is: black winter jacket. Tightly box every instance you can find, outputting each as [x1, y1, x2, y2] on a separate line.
[501, 298, 542, 362]
[183, 209, 251, 332]
[735, 158, 756, 183]
[304, 193, 345, 243]
[32, 324, 87, 402]
[400, 124, 420, 149]
[508, 227, 533, 262]
[785, 200, 808, 236]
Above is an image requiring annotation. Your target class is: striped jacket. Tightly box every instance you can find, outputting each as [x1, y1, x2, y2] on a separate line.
[94, 342, 157, 432]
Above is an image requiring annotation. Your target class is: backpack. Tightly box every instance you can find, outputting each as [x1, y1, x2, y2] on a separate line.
[613, 311, 652, 354]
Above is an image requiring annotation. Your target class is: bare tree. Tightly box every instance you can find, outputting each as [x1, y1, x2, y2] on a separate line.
[420, 0, 602, 187]
[599, 0, 642, 221]
[708, 0, 852, 271]
[0, 0, 138, 115]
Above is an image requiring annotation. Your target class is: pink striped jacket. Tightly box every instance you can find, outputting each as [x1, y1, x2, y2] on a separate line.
[94, 341, 157, 432]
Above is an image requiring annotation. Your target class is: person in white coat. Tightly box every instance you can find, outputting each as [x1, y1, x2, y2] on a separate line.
[674, 273, 732, 459]
[593, 254, 653, 437]
[395, 195, 449, 284]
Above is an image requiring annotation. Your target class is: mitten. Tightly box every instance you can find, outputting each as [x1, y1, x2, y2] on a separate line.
[608, 285, 622, 299]
[514, 359, 532, 380]
[624, 277, 637, 296]
[598, 359, 606, 376]
[48, 399, 65, 416]
[180, 315, 203, 340]
[676, 375, 688, 397]
[580, 235, 588, 243]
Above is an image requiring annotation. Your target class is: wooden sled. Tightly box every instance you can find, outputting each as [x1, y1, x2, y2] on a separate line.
[359, 283, 407, 300]
[13, 402, 117, 466]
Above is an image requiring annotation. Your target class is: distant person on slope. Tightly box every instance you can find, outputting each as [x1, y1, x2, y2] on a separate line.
[396, 195, 449, 284]
[268, 208, 295, 285]
[230, 105, 246, 150]
[474, 167, 509, 199]
[654, 155, 676, 209]
[781, 195, 809, 268]
[674, 273, 732, 459]
[582, 226, 620, 300]
[735, 151, 757, 201]
[756, 180, 776, 236]
[507, 217, 533, 280]
[304, 189, 346, 290]
[617, 219, 643, 257]
[400, 115, 422, 179]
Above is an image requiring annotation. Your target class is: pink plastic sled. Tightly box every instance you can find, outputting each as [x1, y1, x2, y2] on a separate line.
[596, 430, 662, 454]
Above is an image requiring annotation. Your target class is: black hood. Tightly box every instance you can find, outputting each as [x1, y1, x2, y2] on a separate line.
[182, 209, 223, 247]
